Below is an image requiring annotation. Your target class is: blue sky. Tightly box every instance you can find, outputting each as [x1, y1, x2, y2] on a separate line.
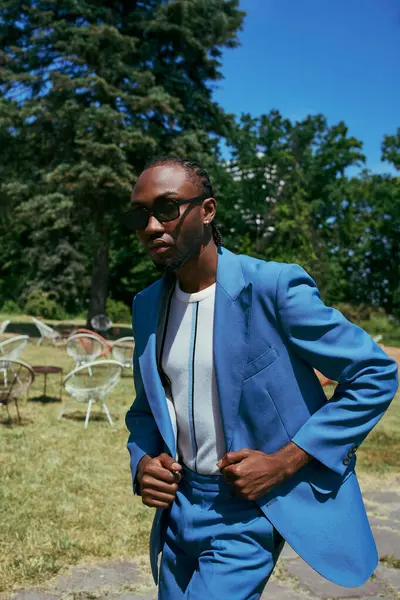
[214, 0, 399, 175]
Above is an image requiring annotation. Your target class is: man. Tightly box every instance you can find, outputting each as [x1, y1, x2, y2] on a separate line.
[125, 156, 398, 599]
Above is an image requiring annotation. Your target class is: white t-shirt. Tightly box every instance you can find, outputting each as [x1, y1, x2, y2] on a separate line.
[161, 281, 226, 475]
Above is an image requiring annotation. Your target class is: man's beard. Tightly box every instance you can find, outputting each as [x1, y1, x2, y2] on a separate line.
[154, 244, 195, 273]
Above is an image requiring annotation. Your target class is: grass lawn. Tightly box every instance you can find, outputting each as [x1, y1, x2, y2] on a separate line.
[0, 336, 399, 592]
[0, 339, 152, 593]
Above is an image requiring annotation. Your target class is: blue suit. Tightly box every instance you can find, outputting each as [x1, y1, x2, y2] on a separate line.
[126, 247, 398, 588]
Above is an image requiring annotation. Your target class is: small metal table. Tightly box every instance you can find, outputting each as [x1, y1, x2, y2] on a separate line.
[32, 365, 63, 400]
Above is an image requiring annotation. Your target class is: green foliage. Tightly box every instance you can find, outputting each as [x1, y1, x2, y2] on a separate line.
[24, 290, 67, 321]
[332, 303, 386, 323]
[1, 299, 20, 314]
[0, 0, 244, 323]
[106, 298, 131, 324]
[382, 128, 400, 170]
[0, 2, 398, 321]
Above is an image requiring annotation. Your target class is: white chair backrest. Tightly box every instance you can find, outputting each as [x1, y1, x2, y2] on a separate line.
[0, 320, 10, 335]
[0, 359, 34, 402]
[0, 335, 29, 360]
[63, 360, 123, 399]
[111, 336, 135, 368]
[66, 333, 105, 363]
[91, 314, 112, 332]
[31, 317, 59, 339]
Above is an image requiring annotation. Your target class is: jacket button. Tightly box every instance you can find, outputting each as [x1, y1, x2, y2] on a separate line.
[352, 445, 358, 453]
[343, 458, 350, 466]
[347, 451, 354, 458]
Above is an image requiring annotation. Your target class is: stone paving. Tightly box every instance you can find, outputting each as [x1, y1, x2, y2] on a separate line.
[2, 490, 399, 600]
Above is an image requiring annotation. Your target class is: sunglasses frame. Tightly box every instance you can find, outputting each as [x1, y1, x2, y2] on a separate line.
[123, 194, 208, 231]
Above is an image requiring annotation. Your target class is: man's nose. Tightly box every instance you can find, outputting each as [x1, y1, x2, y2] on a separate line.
[145, 214, 165, 236]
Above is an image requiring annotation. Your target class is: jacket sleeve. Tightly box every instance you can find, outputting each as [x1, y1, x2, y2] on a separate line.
[125, 296, 163, 493]
[276, 263, 399, 478]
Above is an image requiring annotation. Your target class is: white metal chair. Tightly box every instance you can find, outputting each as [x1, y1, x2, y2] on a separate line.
[0, 320, 10, 337]
[59, 360, 123, 428]
[31, 317, 62, 346]
[91, 314, 112, 333]
[0, 335, 29, 361]
[0, 335, 30, 386]
[66, 333, 105, 370]
[111, 336, 135, 369]
[0, 359, 35, 424]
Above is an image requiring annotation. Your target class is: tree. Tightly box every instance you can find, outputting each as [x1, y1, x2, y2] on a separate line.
[382, 128, 400, 170]
[0, 0, 244, 323]
[217, 111, 365, 290]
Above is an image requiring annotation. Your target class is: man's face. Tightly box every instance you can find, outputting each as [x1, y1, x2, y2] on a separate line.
[131, 164, 207, 272]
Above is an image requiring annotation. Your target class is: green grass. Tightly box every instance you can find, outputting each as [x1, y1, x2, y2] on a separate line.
[324, 383, 400, 474]
[359, 315, 400, 348]
[0, 338, 399, 592]
[0, 340, 153, 592]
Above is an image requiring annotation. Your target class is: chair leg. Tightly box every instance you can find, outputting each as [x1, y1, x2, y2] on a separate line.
[14, 398, 21, 425]
[36, 336, 44, 346]
[58, 397, 71, 419]
[84, 399, 93, 429]
[101, 400, 113, 426]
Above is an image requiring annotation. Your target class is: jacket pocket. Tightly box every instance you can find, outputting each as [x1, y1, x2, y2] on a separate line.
[243, 347, 279, 381]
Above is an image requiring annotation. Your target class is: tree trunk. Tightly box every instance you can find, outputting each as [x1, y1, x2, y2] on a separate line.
[87, 219, 110, 328]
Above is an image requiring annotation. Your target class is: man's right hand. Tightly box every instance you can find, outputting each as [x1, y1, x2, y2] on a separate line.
[137, 453, 182, 508]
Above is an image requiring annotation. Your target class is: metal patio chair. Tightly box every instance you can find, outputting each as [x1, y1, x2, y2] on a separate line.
[31, 317, 62, 346]
[111, 336, 135, 369]
[71, 329, 112, 356]
[0, 320, 10, 337]
[0, 335, 29, 385]
[66, 333, 105, 370]
[91, 314, 112, 334]
[59, 360, 123, 428]
[0, 359, 35, 424]
[0, 335, 29, 361]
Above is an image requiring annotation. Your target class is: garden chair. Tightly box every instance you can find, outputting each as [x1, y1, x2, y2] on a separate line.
[91, 314, 112, 334]
[111, 336, 135, 369]
[59, 360, 123, 428]
[31, 317, 62, 346]
[66, 333, 105, 370]
[0, 320, 10, 337]
[0, 335, 29, 361]
[0, 359, 35, 424]
[0, 335, 30, 385]
[72, 329, 112, 355]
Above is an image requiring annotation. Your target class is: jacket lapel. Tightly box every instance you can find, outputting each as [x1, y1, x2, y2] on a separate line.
[137, 248, 251, 458]
[137, 277, 176, 458]
[214, 248, 252, 451]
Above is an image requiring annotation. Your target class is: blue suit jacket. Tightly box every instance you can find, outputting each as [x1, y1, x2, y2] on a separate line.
[126, 247, 398, 587]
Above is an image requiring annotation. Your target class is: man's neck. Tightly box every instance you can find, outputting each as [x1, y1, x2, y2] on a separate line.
[176, 242, 218, 294]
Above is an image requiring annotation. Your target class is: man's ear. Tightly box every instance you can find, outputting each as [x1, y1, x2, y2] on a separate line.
[202, 197, 217, 224]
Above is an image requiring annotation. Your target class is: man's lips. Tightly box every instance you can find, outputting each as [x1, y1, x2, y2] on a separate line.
[148, 243, 173, 255]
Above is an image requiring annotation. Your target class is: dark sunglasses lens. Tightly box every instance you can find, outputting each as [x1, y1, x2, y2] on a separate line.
[125, 208, 148, 230]
[154, 198, 179, 222]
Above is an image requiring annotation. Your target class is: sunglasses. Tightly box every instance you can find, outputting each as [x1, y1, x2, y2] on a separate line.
[123, 194, 207, 231]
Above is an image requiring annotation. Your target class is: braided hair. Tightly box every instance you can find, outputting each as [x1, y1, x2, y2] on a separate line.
[143, 156, 223, 247]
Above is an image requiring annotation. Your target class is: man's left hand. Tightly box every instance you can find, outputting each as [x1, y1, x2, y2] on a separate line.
[216, 443, 312, 501]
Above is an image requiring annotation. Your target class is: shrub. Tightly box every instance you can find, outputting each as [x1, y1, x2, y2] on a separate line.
[106, 298, 131, 323]
[1, 299, 21, 314]
[25, 290, 67, 320]
[332, 303, 386, 323]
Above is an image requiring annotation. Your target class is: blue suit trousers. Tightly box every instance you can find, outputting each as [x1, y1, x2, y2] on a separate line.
[159, 467, 284, 599]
